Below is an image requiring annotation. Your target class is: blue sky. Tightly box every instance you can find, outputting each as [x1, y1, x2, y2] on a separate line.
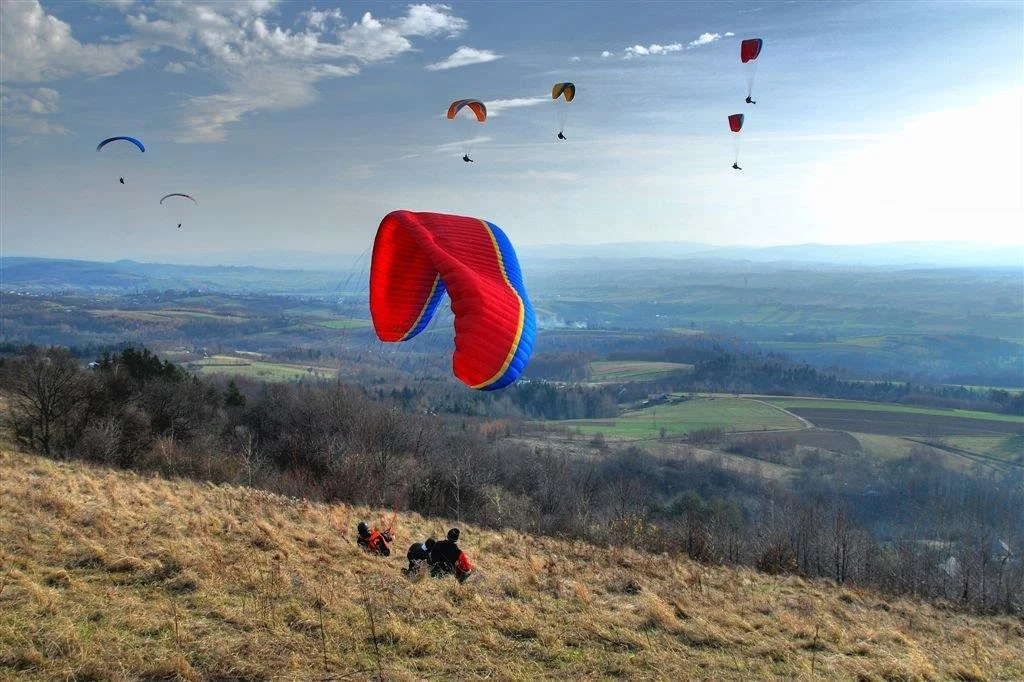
[1, 0, 1022, 262]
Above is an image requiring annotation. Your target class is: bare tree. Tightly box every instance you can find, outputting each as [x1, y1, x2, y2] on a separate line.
[3, 347, 87, 455]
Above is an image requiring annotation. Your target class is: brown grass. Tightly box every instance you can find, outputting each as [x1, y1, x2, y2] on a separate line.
[1, 445, 1022, 680]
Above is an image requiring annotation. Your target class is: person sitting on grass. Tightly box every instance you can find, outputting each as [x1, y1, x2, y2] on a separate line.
[356, 521, 393, 557]
[403, 538, 435, 576]
[429, 528, 473, 583]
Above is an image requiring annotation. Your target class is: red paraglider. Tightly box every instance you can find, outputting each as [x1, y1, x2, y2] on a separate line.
[740, 38, 764, 103]
[369, 211, 536, 390]
[728, 114, 745, 169]
[740, 38, 763, 64]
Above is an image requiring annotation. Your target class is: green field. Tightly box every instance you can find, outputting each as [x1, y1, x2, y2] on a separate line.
[188, 355, 337, 381]
[588, 360, 693, 382]
[762, 397, 1024, 425]
[559, 397, 803, 440]
[942, 435, 1024, 463]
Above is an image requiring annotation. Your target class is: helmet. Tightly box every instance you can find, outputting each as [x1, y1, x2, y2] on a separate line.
[357, 521, 369, 536]
[447, 528, 460, 542]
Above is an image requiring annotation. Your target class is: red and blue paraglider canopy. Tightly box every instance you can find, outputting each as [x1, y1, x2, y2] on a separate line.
[369, 210, 536, 390]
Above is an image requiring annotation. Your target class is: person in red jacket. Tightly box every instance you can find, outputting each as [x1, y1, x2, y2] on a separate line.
[356, 521, 393, 556]
[429, 528, 473, 582]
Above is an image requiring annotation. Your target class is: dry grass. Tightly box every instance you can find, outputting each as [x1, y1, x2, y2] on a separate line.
[1, 446, 1021, 681]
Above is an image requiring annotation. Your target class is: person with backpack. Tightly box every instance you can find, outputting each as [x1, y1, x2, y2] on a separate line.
[356, 521, 393, 556]
[429, 528, 473, 582]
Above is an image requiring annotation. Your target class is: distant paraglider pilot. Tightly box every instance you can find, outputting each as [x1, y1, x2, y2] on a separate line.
[119, 177, 125, 184]
[462, 154, 474, 163]
[356, 521, 393, 556]
[177, 223, 182, 230]
[557, 131, 567, 140]
[732, 163, 742, 170]
[429, 528, 473, 582]
[745, 96, 756, 105]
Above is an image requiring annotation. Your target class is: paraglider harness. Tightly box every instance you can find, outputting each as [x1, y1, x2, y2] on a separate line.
[357, 521, 394, 557]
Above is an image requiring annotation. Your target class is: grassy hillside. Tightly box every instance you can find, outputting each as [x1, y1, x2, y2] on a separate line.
[2, 447, 1021, 681]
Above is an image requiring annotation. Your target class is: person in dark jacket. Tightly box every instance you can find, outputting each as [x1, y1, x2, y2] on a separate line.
[429, 528, 473, 582]
[356, 520, 393, 556]
[404, 538, 435, 575]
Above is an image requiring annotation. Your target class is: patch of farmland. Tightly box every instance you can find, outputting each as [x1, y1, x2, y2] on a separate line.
[786, 409, 1024, 437]
[588, 360, 693, 382]
[724, 429, 861, 453]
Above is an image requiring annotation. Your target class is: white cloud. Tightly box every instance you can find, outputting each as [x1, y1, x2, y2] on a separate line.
[604, 43, 683, 59]
[483, 97, 548, 116]
[393, 4, 467, 37]
[724, 32, 735, 37]
[569, 56, 580, 62]
[336, 11, 415, 63]
[176, 64, 357, 142]
[123, 3, 471, 141]
[687, 33, 721, 48]
[624, 43, 682, 58]
[426, 46, 501, 70]
[3, 2, 473, 141]
[0, 85, 70, 136]
[0, 0, 144, 82]
[301, 7, 344, 31]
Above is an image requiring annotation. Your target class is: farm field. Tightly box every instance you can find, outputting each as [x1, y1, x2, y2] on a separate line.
[588, 360, 693, 382]
[939, 435, 1024, 463]
[559, 397, 803, 440]
[762, 397, 1024, 424]
[186, 355, 337, 381]
[789, 409, 1022, 437]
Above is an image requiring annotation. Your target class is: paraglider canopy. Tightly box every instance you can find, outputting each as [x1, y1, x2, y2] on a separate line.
[446, 99, 487, 122]
[369, 210, 536, 391]
[159, 193, 197, 205]
[728, 114, 745, 133]
[740, 38, 763, 63]
[551, 83, 576, 102]
[96, 136, 145, 153]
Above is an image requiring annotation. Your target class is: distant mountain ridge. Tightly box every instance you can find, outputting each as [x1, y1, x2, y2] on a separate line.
[3, 240, 1020, 295]
[517, 241, 1024, 267]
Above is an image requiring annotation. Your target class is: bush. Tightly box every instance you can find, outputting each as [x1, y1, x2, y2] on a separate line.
[756, 543, 798, 576]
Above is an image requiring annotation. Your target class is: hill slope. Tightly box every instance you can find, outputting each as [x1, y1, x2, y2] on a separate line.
[1, 447, 1021, 681]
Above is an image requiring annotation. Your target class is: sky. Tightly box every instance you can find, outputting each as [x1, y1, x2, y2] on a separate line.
[1, 0, 1022, 263]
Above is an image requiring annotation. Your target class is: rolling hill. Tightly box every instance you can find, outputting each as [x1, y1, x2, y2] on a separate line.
[2, 446, 1021, 680]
